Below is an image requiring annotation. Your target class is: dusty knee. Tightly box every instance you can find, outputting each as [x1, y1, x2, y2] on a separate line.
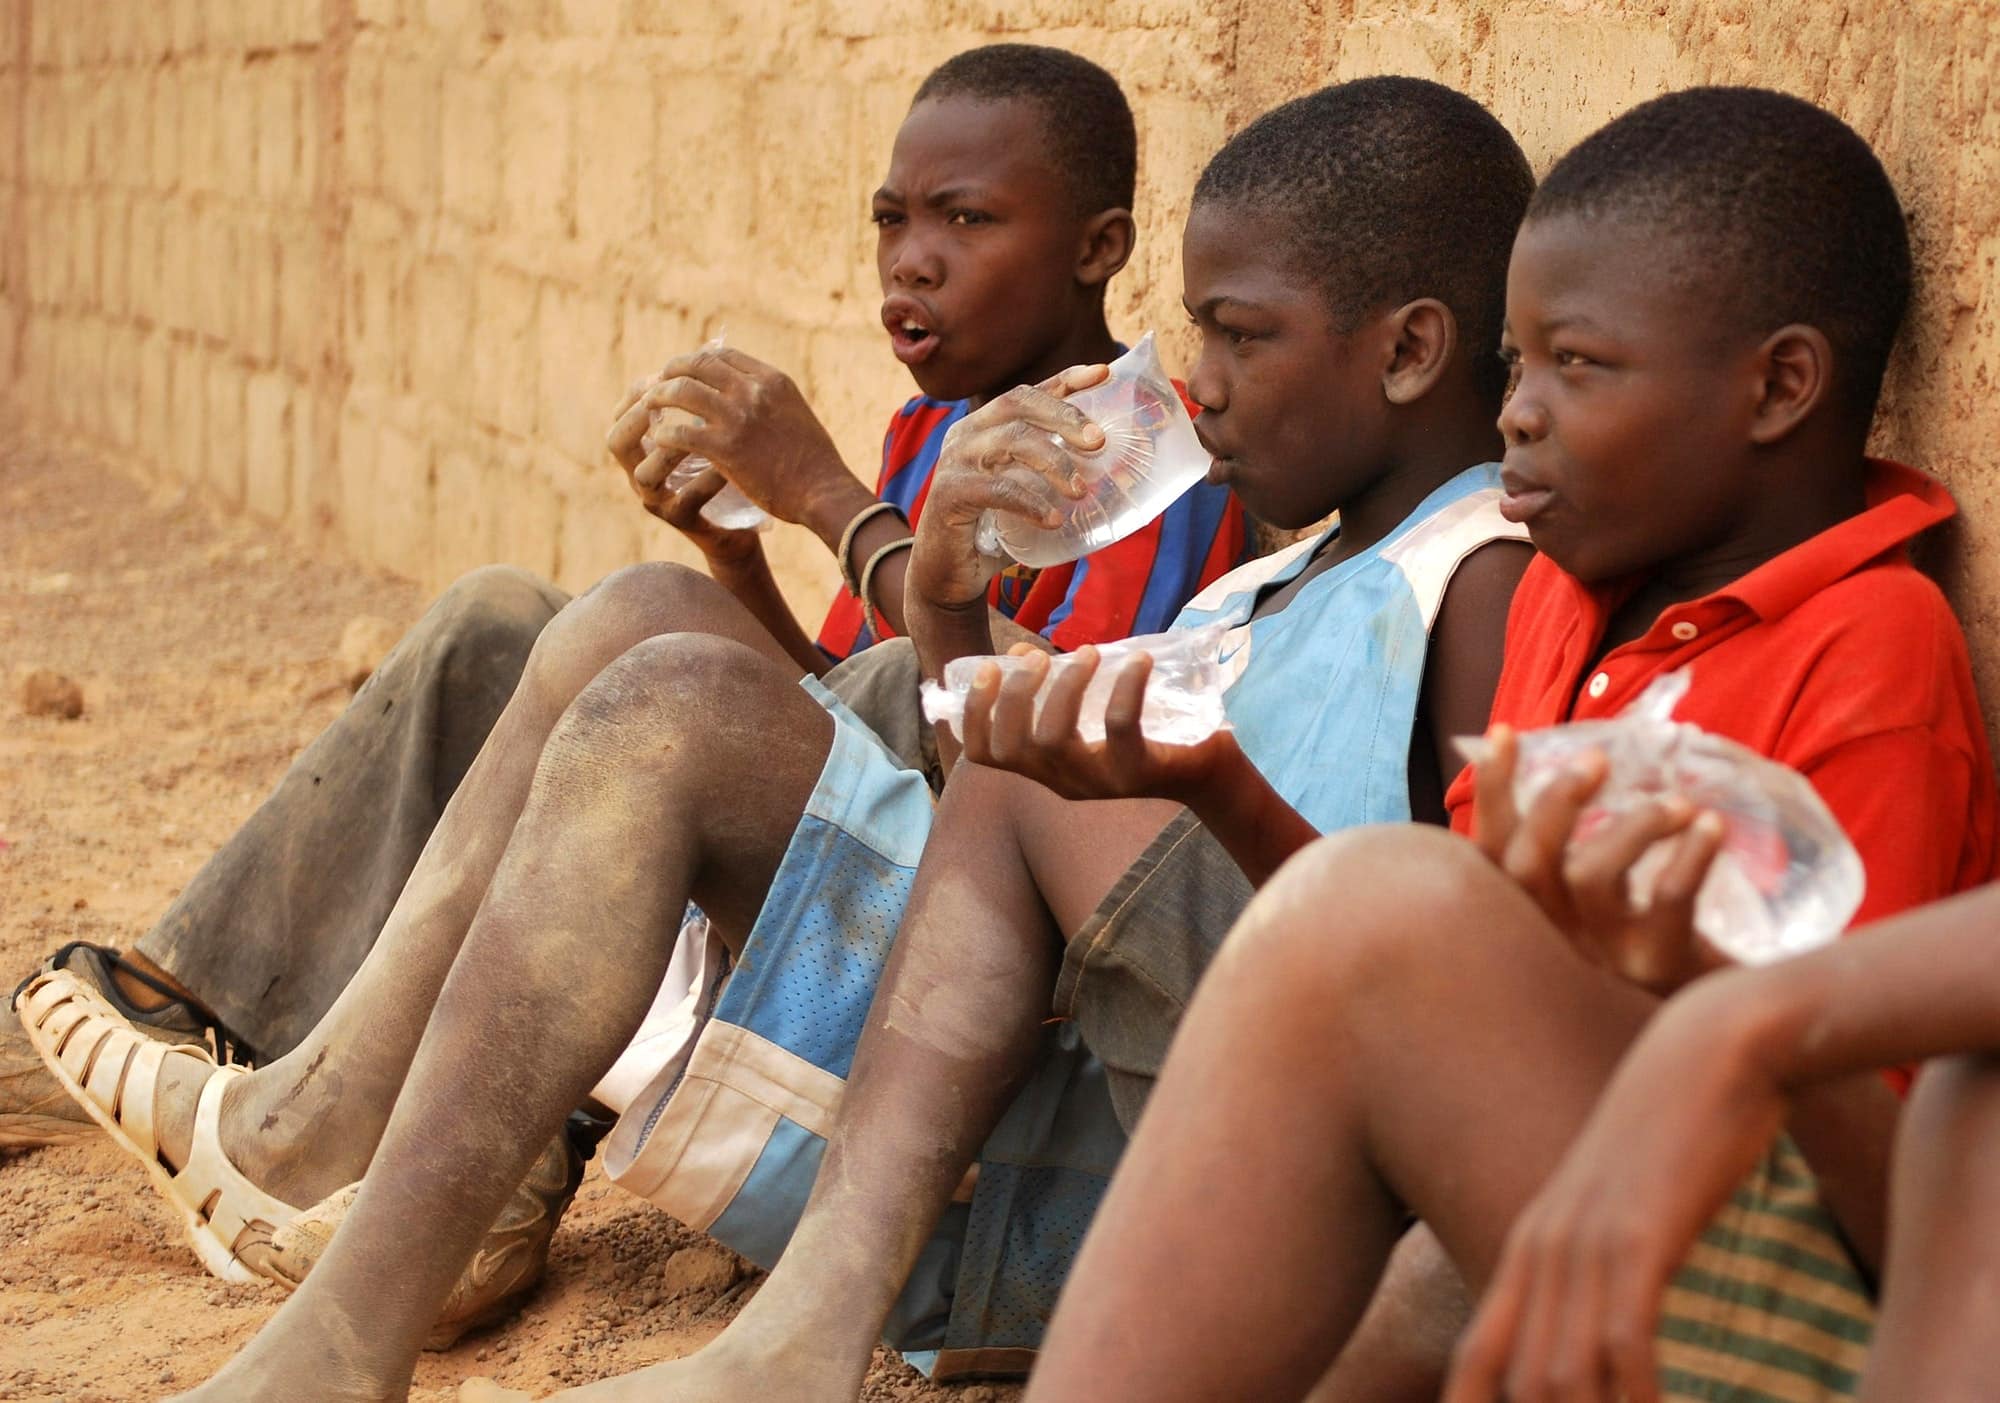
[524, 562, 730, 702]
[539, 632, 792, 777]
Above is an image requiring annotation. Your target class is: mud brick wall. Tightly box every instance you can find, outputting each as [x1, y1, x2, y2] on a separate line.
[7, 1, 2000, 742]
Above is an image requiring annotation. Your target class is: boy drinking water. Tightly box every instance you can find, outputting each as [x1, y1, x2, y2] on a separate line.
[1017, 87, 1997, 1403]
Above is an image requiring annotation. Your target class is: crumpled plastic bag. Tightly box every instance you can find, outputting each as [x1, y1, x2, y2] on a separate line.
[920, 621, 1231, 746]
[642, 335, 772, 533]
[1456, 671, 1865, 965]
[973, 332, 1211, 569]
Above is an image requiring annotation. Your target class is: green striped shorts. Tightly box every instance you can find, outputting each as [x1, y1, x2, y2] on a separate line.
[1658, 1136, 1874, 1401]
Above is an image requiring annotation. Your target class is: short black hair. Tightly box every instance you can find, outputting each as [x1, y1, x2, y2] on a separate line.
[1192, 77, 1535, 405]
[1530, 86, 1911, 420]
[912, 44, 1136, 217]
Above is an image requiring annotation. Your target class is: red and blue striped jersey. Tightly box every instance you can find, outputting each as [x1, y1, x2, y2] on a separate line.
[815, 391, 1248, 662]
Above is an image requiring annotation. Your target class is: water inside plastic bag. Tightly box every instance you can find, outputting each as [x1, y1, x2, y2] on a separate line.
[974, 333, 1212, 569]
[920, 621, 1231, 746]
[644, 335, 772, 533]
[1455, 672, 1865, 965]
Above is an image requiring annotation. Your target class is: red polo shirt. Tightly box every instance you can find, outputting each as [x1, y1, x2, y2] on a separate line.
[1447, 459, 1998, 932]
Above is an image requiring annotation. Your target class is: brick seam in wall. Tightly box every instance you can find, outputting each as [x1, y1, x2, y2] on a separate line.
[311, 0, 356, 555]
[4, 0, 24, 390]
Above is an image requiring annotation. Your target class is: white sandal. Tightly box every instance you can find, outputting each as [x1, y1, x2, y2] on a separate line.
[14, 968, 299, 1285]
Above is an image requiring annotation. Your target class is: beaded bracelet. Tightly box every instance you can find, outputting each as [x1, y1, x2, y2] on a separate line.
[836, 499, 910, 598]
[858, 535, 918, 639]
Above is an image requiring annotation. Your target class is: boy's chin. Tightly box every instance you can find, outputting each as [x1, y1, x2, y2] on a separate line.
[1534, 533, 1623, 584]
[902, 357, 982, 403]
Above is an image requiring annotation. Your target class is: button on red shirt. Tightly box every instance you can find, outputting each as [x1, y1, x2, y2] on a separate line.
[1447, 459, 1999, 934]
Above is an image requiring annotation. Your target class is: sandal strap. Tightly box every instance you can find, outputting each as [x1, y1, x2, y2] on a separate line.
[173, 1065, 299, 1249]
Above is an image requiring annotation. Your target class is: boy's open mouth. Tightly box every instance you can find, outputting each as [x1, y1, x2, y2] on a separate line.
[882, 299, 940, 366]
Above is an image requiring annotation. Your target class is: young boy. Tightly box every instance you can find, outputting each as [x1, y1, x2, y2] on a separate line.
[1012, 87, 1997, 1403]
[20, 77, 1535, 1401]
[5, 44, 1243, 1107]
[5, 43, 1248, 1337]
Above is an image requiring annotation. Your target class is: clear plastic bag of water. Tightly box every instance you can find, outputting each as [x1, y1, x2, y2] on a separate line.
[973, 332, 1211, 569]
[1455, 671, 1864, 965]
[642, 336, 772, 533]
[920, 621, 1232, 746]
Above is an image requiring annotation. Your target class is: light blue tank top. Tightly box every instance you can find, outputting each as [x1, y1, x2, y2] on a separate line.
[1174, 462, 1525, 832]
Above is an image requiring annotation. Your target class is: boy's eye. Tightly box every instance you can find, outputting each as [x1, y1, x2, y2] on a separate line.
[871, 210, 905, 228]
[1554, 349, 1594, 368]
[946, 209, 992, 226]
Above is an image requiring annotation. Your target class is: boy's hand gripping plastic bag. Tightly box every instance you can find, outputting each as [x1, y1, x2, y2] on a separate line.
[920, 621, 1231, 747]
[644, 335, 772, 533]
[974, 332, 1212, 569]
[1457, 672, 1865, 966]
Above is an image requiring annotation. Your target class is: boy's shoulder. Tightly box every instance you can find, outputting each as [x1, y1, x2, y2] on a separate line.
[1185, 465, 1518, 623]
[1772, 551, 1977, 725]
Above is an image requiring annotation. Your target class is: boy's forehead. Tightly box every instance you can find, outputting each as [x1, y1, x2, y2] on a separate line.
[1182, 202, 1305, 304]
[880, 96, 1064, 202]
[1508, 212, 1708, 336]
[1510, 213, 1633, 286]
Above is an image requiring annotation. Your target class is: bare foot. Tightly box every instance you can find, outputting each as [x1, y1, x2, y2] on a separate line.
[161, 1295, 411, 1402]
[458, 1336, 863, 1403]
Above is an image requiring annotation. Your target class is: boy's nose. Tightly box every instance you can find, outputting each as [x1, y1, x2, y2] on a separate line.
[1186, 356, 1227, 417]
[889, 236, 944, 289]
[1497, 390, 1547, 447]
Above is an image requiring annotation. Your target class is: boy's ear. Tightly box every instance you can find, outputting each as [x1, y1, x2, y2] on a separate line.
[1747, 325, 1834, 444]
[1075, 208, 1136, 288]
[1380, 299, 1457, 406]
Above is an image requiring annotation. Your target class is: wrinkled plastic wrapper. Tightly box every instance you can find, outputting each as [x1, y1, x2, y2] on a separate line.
[975, 332, 1212, 569]
[644, 335, 772, 533]
[1456, 672, 1864, 966]
[920, 621, 1231, 746]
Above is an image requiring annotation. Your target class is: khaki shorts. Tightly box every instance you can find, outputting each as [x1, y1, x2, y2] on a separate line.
[1053, 810, 1254, 1132]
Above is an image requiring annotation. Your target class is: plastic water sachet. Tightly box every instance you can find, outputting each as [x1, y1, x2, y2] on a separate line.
[642, 336, 772, 533]
[920, 621, 1232, 747]
[1455, 671, 1864, 966]
[974, 332, 1212, 569]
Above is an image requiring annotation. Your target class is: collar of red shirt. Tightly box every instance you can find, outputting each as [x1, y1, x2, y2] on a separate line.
[1561, 458, 1955, 646]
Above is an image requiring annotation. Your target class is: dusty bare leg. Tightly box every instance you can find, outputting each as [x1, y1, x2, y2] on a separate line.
[1024, 824, 1659, 1403]
[165, 632, 838, 1402]
[479, 768, 1180, 1403]
[1858, 1052, 2000, 1402]
[145, 563, 801, 1206]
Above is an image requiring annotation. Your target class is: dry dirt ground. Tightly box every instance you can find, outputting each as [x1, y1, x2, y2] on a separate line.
[0, 429, 1012, 1403]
